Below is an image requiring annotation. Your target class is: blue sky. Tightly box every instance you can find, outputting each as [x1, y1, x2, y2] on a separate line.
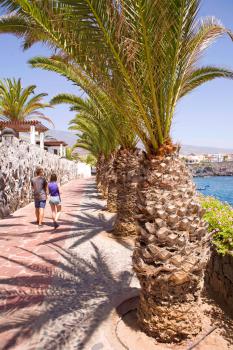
[0, 0, 233, 148]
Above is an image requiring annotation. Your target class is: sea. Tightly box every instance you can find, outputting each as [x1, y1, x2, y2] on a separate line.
[194, 176, 233, 206]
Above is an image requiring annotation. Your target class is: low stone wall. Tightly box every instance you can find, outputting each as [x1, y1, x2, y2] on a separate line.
[0, 138, 81, 218]
[189, 161, 233, 177]
[205, 248, 233, 315]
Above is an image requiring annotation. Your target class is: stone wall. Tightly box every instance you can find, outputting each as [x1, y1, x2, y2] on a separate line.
[205, 248, 233, 315]
[0, 138, 80, 218]
[189, 161, 233, 177]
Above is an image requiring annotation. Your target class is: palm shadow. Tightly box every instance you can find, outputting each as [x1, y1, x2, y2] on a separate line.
[78, 202, 106, 212]
[0, 243, 135, 350]
[0, 224, 25, 228]
[38, 211, 115, 249]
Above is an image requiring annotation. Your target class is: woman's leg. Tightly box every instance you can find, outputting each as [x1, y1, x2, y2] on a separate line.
[55, 204, 62, 222]
[50, 203, 57, 222]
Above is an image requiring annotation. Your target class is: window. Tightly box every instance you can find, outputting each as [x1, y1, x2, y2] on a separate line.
[54, 149, 58, 155]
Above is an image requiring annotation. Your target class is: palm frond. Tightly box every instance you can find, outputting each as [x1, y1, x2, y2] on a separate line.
[0, 78, 52, 124]
[1, 0, 233, 153]
[180, 66, 233, 98]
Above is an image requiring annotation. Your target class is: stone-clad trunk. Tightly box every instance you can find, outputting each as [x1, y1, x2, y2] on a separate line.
[113, 148, 141, 237]
[133, 154, 210, 342]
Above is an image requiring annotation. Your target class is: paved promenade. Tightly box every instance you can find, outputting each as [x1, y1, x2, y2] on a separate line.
[0, 178, 137, 350]
[0, 178, 87, 349]
[0, 178, 231, 350]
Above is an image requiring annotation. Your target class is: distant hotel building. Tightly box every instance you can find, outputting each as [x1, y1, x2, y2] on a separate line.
[181, 153, 233, 164]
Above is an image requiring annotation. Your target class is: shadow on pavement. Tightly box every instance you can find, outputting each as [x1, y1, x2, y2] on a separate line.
[0, 243, 133, 350]
[38, 210, 115, 249]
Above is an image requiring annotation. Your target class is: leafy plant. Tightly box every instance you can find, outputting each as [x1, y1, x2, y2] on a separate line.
[65, 147, 74, 160]
[79, 154, 97, 167]
[200, 196, 233, 255]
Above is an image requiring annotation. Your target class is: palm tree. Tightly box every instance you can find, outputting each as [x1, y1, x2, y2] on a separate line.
[27, 57, 131, 208]
[53, 93, 140, 235]
[0, 78, 53, 125]
[34, 56, 141, 233]
[52, 93, 121, 200]
[1, 0, 233, 341]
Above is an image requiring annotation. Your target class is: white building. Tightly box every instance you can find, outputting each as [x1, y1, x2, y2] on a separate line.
[0, 120, 48, 148]
[203, 154, 224, 163]
[0, 121, 68, 157]
[181, 154, 204, 164]
[42, 136, 67, 157]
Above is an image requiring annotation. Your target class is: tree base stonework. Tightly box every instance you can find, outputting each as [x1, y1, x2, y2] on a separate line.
[133, 154, 210, 342]
[137, 295, 201, 343]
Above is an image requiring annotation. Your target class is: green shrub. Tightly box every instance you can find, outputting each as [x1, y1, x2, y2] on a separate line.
[79, 154, 97, 167]
[199, 196, 233, 255]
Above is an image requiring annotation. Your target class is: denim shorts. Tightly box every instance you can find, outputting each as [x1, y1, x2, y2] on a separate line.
[35, 200, 46, 209]
[49, 196, 61, 205]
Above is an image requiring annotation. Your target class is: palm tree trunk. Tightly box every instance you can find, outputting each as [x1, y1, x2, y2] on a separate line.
[106, 154, 118, 213]
[96, 154, 108, 198]
[96, 154, 116, 200]
[113, 148, 141, 237]
[100, 161, 109, 199]
[102, 155, 116, 199]
[133, 154, 209, 342]
[96, 155, 104, 194]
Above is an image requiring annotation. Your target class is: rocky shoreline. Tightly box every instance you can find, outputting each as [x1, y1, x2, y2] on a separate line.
[189, 161, 233, 177]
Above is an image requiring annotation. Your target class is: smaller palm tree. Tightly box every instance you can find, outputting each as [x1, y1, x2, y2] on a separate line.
[0, 78, 53, 125]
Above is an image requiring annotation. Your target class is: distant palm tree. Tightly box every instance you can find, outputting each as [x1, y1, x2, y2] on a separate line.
[0, 78, 53, 125]
[58, 93, 137, 205]
[54, 93, 139, 229]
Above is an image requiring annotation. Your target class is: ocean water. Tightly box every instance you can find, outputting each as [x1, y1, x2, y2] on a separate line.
[194, 176, 233, 206]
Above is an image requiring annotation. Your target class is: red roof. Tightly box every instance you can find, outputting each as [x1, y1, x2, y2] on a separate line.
[0, 120, 48, 132]
[44, 140, 68, 147]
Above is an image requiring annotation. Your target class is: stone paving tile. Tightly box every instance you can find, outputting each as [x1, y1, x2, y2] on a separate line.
[0, 178, 87, 349]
